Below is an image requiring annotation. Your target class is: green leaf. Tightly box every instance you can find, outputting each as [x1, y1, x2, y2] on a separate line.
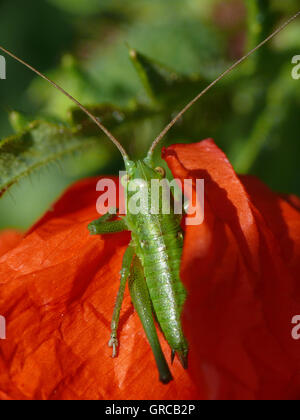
[0, 120, 104, 197]
[129, 48, 214, 109]
[129, 48, 181, 103]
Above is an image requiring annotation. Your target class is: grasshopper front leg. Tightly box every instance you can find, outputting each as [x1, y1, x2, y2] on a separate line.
[108, 243, 135, 357]
[88, 211, 127, 235]
[129, 256, 173, 384]
[88, 212, 134, 358]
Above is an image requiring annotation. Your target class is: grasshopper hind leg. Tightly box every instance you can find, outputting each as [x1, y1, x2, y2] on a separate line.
[129, 256, 173, 384]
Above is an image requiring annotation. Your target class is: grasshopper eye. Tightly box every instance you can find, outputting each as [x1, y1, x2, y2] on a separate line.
[155, 167, 166, 178]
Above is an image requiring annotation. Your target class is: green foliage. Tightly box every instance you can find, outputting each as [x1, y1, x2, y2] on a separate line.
[129, 48, 214, 109]
[0, 102, 161, 198]
[0, 0, 299, 229]
[0, 120, 103, 196]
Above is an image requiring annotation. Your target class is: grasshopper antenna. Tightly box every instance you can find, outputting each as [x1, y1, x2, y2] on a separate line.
[0, 45, 129, 161]
[147, 10, 300, 159]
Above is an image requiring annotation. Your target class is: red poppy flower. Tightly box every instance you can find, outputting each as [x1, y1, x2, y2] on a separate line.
[0, 177, 198, 400]
[163, 139, 300, 400]
[0, 231, 23, 258]
[0, 139, 300, 400]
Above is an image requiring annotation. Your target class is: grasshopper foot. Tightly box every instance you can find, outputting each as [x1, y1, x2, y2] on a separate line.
[108, 336, 118, 358]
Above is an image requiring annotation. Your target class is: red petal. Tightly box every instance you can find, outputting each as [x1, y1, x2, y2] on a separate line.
[163, 139, 300, 400]
[0, 177, 198, 400]
[0, 231, 23, 258]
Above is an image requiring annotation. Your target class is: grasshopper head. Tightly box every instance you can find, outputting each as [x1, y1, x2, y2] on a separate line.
[121, 159, 168, 212]
[124, 159, 167, 184]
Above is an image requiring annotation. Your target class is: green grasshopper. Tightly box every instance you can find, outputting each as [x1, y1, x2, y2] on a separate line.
[0, 10, 299, 384]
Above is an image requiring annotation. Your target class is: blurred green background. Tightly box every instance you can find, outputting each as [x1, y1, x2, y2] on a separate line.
[0, 0, 299, 230]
